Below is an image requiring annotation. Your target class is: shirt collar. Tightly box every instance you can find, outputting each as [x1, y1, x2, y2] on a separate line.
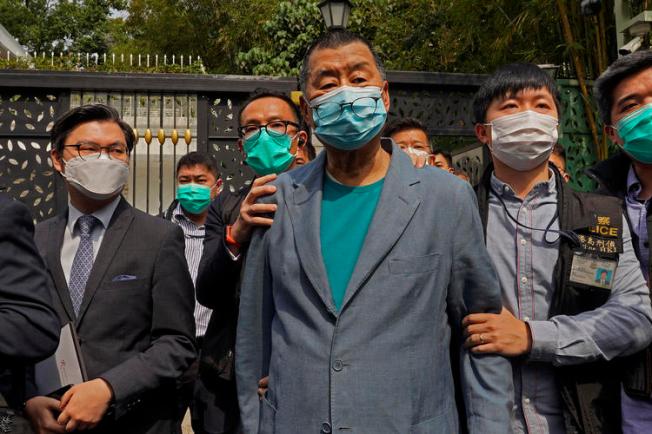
[172, 202, 205, 230]
[67, 195, 122, 234]
[490, 169, 557, 200]
[627, 165, 643, 199]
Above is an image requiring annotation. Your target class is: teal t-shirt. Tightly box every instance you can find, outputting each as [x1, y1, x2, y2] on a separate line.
[320, 174, 385, 311]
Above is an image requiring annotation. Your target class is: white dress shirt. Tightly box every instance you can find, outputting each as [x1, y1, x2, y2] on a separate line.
[60, 196, 121, 284]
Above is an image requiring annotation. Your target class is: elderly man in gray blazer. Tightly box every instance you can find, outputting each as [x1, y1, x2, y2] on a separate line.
[236, 30, 513, 434]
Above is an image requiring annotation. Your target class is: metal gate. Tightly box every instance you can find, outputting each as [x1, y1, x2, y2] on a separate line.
[2, 69, 600, 222]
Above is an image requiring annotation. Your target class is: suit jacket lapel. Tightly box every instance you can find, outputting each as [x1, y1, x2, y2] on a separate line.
[76, 198, 134, 324]
[46, 213, 75, 321]
[340, 149, 421, 311]
[287, 152, 337, 315]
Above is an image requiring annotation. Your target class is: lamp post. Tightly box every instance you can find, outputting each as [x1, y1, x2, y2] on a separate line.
[318, 1, 352, 30]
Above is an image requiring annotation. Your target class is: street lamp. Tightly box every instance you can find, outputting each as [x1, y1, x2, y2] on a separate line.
[318, 1, 352, 30]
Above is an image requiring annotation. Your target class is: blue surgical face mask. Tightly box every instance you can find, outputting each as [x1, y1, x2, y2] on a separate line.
[310, 86, 387, 151]
[616, 103, 652, 164]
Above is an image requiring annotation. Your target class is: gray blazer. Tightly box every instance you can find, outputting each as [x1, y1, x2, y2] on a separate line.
[236, 144, 513, 434]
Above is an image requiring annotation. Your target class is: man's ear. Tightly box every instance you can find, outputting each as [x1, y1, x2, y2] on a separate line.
[51, 149, 64, 174]
[212, 178, 223, 198]
[381, 80, 390, 113]
[604, 125, 622, 146]
[475, 123, 491, 146]
[296, 130, 308, 147]
[300, 96, 315, 129]
[237, 138, 244, 154]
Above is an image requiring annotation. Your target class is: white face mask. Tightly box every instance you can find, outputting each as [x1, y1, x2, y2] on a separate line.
[62, 155, 129, 200]
[486, 110, 559, 172]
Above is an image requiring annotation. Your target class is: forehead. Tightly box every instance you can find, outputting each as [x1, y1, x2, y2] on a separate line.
[391, 128, 429, 142]
[491, 87, 556, 104]
[177, 164, 214, 177]
[65, 120, 126, 144]
[612, 67, 652, 102]
[308, 41, 379, 77]
[240, 97, 296, 124]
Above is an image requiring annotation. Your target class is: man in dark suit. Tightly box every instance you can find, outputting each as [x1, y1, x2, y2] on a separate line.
[0, 192, 60, 432]
[195, 90, 311, 433]
[24, 104, 196, 434]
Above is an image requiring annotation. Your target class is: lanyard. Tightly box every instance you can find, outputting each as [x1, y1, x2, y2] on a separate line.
[490, 186, 580, 246]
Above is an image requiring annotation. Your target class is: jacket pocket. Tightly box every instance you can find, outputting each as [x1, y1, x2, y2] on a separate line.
[102, 278, 146, 291]
[410, 407, 456, 434]
[389, 253, 440, 275]
[258, 394, 277, 434]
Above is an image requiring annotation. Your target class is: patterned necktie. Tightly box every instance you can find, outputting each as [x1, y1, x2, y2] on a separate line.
[68, 215, 99, 316]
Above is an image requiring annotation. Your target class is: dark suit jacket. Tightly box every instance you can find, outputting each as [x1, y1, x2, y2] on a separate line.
[196, 187, 250, 314]
[0, 193, 60, 408]
[33, 197, 197, 434]
[192, 187, 249, 432]
[196, 187, 249, 370]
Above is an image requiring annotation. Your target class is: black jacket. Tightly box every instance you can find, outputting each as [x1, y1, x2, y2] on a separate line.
[476, 165, 625, 434]
[0, 193, 60, 409]
[587, 152, 652, 400]
[191, 187, 250, 432]
[34, 197, 197, 433]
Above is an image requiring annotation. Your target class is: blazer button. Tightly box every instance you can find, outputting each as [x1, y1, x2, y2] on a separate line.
[321, 422, 332, 433]
[332, 360, 343, 371]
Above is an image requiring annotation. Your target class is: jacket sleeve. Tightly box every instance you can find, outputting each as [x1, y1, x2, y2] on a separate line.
[0, 198, 60, 364]
[235, 227, 273, 434]
[196, 196, 244, 313]
[100, 225, 197, 417]
[447, 183, 514, 434]
[528, 218, 652, 364]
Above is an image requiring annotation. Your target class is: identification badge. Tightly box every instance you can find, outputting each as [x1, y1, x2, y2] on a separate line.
[569, 251, 617, 290]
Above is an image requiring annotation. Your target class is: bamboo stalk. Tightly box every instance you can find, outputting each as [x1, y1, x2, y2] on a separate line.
[556, 0, 605, 160]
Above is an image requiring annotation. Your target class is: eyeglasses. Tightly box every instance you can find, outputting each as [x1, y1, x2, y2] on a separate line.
[64, 143, 130, 161]
[238, 120, 300, 141]
[312, 97, 381, 123]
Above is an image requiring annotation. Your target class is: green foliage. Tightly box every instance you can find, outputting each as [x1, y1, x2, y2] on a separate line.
[235, 0, 613, 78]
[0, 0, 617, 80]
[122, 0, 277, 73]
[0, 0, 127, 53]
[237, 0, 323, 76]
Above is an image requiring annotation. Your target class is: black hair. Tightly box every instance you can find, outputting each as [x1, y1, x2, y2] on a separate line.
[176, 151, 219, 178]
[594, 50, 652, 124]
[383, 117, 429, 141]
[472, 63, 562, 124]
[238, 89, 303, 126]
[51, 104, 135, 153]
[552, 143, 566, 158]
[299, 30, 386, 93]
[432, 148, 453, 167]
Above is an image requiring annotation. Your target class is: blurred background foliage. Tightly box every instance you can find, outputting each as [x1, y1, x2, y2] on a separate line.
[0, 0, 618, 78]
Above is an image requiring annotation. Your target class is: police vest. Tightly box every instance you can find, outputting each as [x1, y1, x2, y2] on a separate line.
[476, 165, 625, 434]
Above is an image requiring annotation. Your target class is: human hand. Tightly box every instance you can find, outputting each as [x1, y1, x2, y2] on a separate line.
[404, 147, 430, 168]
[57, 379, 113, 431]
[462, 307, 533, 357]
[230, 174, 278, 248]
[257, 376, 269, 399]
[24, 396, 66, 434]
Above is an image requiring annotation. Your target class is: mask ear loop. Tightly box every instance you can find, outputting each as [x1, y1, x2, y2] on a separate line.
[490, 186, 580, 247]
